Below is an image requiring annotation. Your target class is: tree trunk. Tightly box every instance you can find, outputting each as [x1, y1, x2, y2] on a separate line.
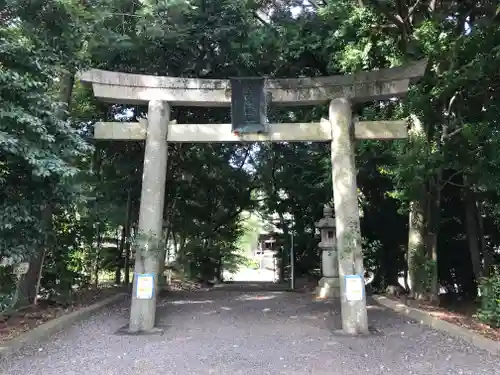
[278, 212, 289, 282]
[408, 198, 427, 299]
[124, 218, 134, 285]
[114, 268, 121, 285]
[464, 178, 483, 283]
[403, 250, 410, 291]
[93, 223, 101, 289]
[407, 115, 429, 300]
[200, 238, 214, 281]
[427, 174, 442, 303]
[157, 239, 167, 290]
[93, 184, 101, 288]
[121, 188, 133, 285]
[16, 205, 53, 307]
[92, 137, 106, 289]
[125, 222, 138, 285]
[158, 204, 175, 288]
[57, 69, 75, 114]
[171, 231, 178, 260]
[216, 254, 223, 281]
[166, 225, 172, 267]
[116, 228, 125, 285]
[476, 200, 492, 277]
[124, 239, 131, 285]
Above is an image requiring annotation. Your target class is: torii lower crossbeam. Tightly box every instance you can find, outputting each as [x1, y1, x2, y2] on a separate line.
[93, 119, 407, 142]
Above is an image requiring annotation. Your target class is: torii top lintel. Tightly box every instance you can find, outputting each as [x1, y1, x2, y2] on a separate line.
[78, 60, 427, 107]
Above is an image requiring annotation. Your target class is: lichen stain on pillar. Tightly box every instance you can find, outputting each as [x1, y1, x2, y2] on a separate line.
[329, 98, 369, 335]
[330, 99, 361, 261]
[129, 100, 170, 333]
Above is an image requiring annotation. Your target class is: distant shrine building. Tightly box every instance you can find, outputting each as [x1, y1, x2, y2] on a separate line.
[255, 233, 279, 257]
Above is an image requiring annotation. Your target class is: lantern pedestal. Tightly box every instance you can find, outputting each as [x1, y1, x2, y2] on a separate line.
[316, 246, 340, 298]
[316, 277, 340, 298]
[315, 205, 340, 299]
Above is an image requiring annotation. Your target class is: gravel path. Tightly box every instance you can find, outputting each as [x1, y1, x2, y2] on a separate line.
[1, 283, 498, 375]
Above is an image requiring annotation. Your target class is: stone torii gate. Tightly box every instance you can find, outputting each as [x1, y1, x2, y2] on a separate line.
[80, 60, 426, 335]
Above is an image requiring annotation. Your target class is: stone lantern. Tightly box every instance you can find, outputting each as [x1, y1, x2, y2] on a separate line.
[315, 204, 340, 298]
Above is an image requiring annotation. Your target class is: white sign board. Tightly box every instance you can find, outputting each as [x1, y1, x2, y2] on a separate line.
[13, 262, 30, 275]
[136, 273, 155, 300]
[345, 274, 364, 301]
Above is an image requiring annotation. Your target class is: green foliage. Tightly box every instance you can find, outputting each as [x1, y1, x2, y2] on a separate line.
[1, 0, 500, 317]
[246, 259, 260, 270]
[361, 238, 382, 275]
[409, 247, 436, 296]
[0, 267, 15, 312]
[236, 212, 262, 256]
[0, 265, 17, 312]
[0, 292, 14, 313]
[0, 1, 92, 261]
[477, 270, 500, 328]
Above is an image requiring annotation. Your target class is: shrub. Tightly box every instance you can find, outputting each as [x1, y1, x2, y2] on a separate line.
[247, 259, 260, 270]
[0, 291, 14, 313]
[476, 269, 500, 328]
[0, 267, 15, 313]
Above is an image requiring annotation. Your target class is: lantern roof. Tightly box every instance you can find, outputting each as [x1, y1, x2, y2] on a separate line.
[315, 204, 336, 228]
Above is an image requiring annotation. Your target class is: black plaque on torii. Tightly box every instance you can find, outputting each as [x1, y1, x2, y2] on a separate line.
[230, 77, 269, 134]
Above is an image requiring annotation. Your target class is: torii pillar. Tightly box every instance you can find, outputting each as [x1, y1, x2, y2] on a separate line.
[129, 100, 169, 333]
[330, 98, 368, 334]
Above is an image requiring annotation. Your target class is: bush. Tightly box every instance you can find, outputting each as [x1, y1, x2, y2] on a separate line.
[476, 270, 500, 328]
[247, 259, 260, 270]
[0, 291, 14, 313]
[0, 267, 15, 313]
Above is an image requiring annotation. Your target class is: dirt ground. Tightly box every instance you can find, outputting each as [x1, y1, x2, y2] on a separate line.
[387, 294, 500, 341]
[0, 286, 126, 344]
